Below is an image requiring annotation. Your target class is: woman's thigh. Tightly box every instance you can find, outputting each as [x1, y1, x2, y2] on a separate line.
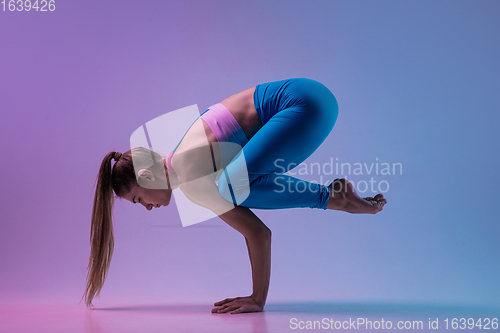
[218, 79, 339, 207]
[245, 78, 339, 178]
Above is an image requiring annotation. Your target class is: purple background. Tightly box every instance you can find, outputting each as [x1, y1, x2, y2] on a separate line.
[1, 0, 499, 309]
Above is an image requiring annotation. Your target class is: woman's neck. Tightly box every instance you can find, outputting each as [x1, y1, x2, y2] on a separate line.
[163, 157, 180, 190]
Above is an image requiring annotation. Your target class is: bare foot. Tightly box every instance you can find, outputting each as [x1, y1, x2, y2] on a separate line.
[326, 178, 387, 214]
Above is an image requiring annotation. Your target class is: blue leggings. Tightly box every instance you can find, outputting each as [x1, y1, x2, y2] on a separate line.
[217, 78, 339, 210]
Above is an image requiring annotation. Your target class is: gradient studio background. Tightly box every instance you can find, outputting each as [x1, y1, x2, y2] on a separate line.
[1, 0, 499, 309]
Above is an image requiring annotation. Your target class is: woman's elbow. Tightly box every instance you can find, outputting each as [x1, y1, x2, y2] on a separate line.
[254, 226, 272, 241]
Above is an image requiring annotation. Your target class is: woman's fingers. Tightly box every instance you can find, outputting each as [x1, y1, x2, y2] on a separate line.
[230, 305, 250, 314]
[213, 300, 236, 312]
[214, 297, 235, 306]
[217, 303, 231, 312]
[212, 298, 263, 314]
[217, 305, 239, 313]
[212, 305, 225, 313]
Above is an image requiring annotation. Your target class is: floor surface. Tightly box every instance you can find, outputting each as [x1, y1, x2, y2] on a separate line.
[1, 301, 498, 333]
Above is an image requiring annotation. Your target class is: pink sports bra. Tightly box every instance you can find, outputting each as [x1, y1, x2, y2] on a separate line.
[167, 103, 248, 173]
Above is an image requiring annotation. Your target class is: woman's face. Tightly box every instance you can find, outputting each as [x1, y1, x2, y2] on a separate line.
[121, 159, 173, 210]
[123, 185, 172, 211]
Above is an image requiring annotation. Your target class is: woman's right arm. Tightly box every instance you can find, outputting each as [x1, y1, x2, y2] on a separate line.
[176, 157, 271, 313]
[215, 205, 272, 313]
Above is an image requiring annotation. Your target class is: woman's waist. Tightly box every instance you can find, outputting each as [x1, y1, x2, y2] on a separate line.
[200, 103, 249, 147]
[220, 86, 261, 139]
[200, 103, 250, 170]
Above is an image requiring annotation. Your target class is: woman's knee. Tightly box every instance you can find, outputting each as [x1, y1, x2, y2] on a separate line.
[217, 173, 233, 203]
[217, 166, 252, 205]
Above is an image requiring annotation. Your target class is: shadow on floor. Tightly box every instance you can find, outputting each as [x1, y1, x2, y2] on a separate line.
[94, 304, 212, 313]
[95, 301, 499, 317]
[264, 301, 499, 316]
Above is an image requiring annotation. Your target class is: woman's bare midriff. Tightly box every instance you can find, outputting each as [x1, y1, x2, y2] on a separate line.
[170, 86, 262, 174]
[220, 86, 262, 140]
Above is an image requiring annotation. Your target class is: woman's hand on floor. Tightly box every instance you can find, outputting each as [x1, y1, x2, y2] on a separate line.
[212, 296, 264, 314]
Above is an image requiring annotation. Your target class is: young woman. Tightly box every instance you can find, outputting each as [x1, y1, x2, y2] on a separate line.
[82, 78, 387, 314]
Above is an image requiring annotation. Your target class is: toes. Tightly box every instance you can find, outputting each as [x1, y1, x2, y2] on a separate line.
[364, 198, 385, 214]
[374, 194, 387, 205]
[373, 201, 387, 213]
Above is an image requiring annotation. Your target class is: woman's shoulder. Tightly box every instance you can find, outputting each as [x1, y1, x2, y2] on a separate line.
[171, 119, 218, 181]
[174, 118, 207, 150]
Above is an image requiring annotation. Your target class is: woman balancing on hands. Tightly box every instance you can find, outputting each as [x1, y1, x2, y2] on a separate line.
[82, 78, 387, 314]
